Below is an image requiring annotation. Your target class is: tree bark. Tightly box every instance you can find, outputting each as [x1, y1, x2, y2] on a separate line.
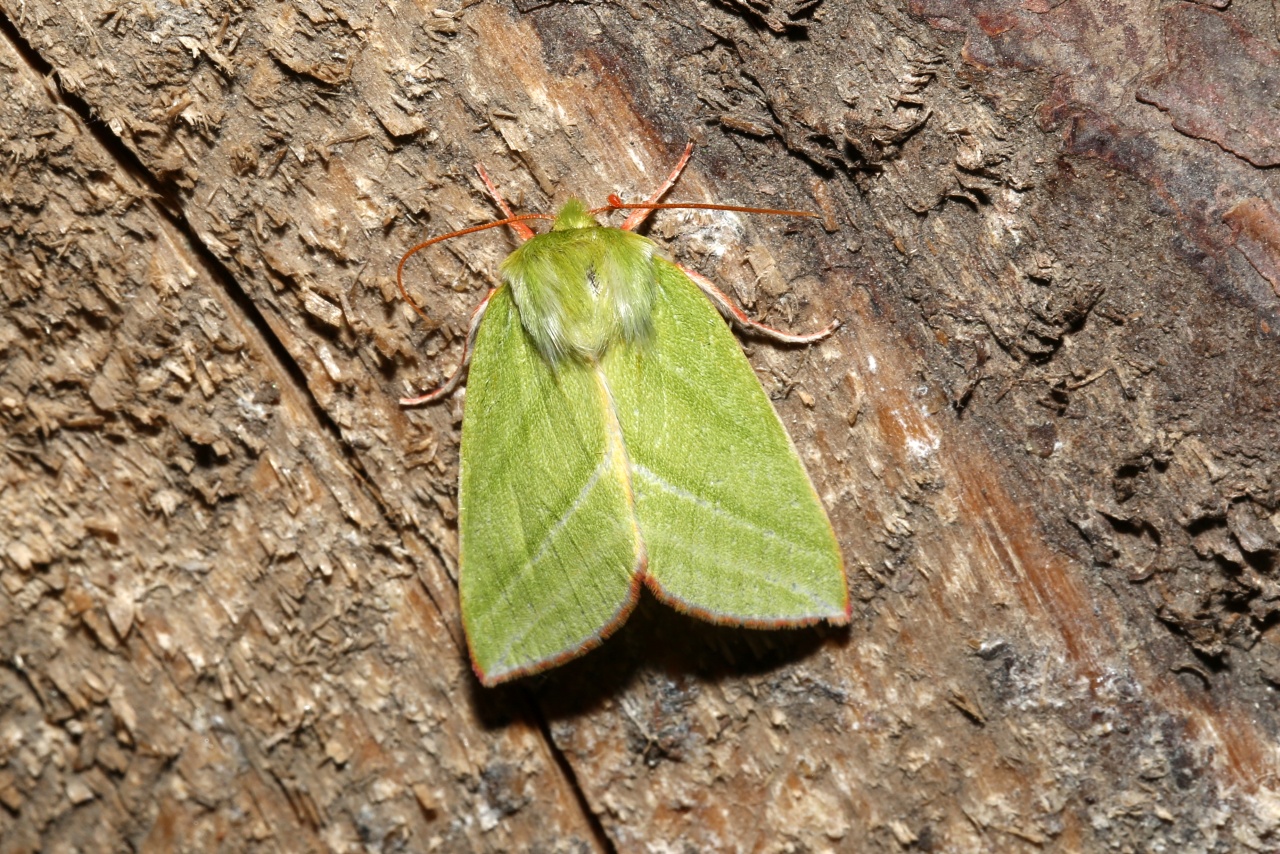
[2, 0, 1279, 851]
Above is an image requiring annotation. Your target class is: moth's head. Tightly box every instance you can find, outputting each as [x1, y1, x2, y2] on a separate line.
[501, 201, 657, 365]
[550, 198, 600, 232]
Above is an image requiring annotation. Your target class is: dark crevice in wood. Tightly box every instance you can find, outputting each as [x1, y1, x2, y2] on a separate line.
[0, 13, 184, 221]
[1, 20, 305, 428]
[527, 694, 619, 854]
[0, 4, 469, 613]
[0, 19, 610, 844]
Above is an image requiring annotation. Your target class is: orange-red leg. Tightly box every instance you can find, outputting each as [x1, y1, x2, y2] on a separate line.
[621, 141, 694, 232]
[678, 263, 840, 344]
[476, 164, 536, 241]
[400, 287, 496, 405]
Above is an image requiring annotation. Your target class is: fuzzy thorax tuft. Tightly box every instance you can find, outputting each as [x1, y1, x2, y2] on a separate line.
[501, 199, 658, 363]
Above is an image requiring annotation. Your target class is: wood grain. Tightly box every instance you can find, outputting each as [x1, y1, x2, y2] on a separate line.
[2, 0, 1279, 850]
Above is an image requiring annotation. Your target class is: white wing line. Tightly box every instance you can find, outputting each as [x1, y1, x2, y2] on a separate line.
[490, 457, 610, 669]
[493, 366, 644, 669]
[511, 455, 608, 589]
[630, 463, 831, 566]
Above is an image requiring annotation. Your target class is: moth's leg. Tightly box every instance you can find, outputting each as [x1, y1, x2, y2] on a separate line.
[678, 263, 840, 344]
[401, 288, 496, 405]
[621, 141, 695, 232]
[476, 164, 536, 242]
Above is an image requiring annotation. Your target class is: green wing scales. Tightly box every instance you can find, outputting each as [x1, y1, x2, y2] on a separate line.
[459, 286, 642, 685]
[459, 260, 847, 685]
[604, 259, 848, 625]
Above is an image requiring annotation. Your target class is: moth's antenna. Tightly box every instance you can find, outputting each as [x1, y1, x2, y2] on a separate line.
[396, 214, 554, 322]
[592, 198, 818, 220]
[619, 141, 694, 232]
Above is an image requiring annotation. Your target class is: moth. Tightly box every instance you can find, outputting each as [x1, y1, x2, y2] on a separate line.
[399, 143, 849, 685]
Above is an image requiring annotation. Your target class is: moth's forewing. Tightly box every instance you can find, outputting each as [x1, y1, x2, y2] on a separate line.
[458, 287, 643, 686]
[603, 259, 849, 625]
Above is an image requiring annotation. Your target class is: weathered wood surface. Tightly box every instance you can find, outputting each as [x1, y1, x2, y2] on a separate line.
[2, 0, 1278, 851]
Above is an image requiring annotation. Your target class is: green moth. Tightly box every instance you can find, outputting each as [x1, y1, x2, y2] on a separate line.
[399, 144, 849, 685]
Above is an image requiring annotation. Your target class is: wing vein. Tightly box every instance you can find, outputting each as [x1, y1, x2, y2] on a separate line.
[492, 365, 644, 669]
[631, 463, 831, 565]
[490, 458, 610, 668]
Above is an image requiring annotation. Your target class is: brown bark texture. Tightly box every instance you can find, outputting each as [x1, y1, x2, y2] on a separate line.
[1, 0, 1279, 850]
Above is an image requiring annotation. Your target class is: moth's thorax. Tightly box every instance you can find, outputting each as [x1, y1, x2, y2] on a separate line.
[501, 199, 658, 363]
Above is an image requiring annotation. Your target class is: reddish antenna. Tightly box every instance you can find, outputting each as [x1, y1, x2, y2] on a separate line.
[396, 213, 554, 322]
[592, 197, 818, 220]
[591, 141, 817, 227]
